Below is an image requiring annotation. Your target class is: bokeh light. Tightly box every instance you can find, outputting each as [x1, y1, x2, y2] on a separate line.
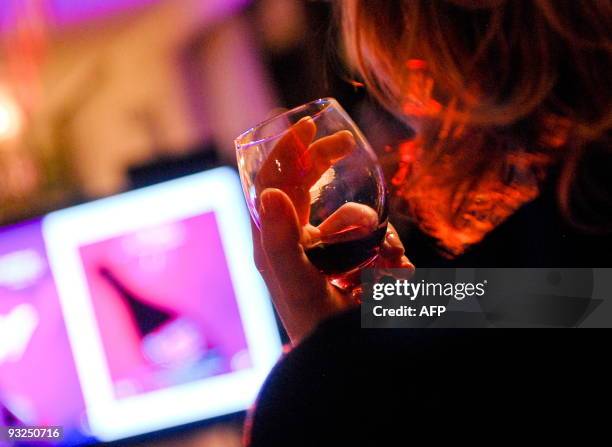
[0, 88, 23, 143]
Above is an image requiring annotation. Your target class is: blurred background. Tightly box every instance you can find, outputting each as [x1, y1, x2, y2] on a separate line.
[0, 1, 412, 445]
[0, 0, 413, 227]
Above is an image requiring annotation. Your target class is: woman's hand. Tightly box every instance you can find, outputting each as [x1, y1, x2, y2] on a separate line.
[254, 116, 356, 225]
[252, 188, 413, 345]
[251, 115, 413, 344]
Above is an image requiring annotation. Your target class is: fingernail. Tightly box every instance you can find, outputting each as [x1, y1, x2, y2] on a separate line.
[257, 196, 266, 216]
[260, 192, 272, 217]
[401, 258, 415, 270]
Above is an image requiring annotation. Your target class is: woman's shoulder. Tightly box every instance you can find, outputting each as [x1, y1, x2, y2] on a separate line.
[247, 303, 611, 446]
[245, 309, 360, 446]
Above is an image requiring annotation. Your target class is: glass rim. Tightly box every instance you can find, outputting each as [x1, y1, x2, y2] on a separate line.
[234, 97, 338, 149]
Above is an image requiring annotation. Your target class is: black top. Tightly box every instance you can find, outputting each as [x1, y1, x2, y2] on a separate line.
[247, 169, 612, 446]
[248, 310, 610, 446]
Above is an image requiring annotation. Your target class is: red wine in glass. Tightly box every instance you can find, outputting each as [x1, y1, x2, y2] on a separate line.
[304, 222, 387, 275]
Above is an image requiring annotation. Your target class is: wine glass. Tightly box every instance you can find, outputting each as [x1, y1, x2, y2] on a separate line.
[235, 98, 387, 291]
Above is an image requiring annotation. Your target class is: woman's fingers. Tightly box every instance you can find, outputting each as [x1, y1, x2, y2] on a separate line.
[256, 117, 316, 190]
[381, 228, 405, 260]
[254, 194, 414, 342]
[269, 116, 317, 166]
[317, 202, 379, 244]
[251, 220, 284, 298]
[255, 118, 317, 224]
[259, 189, 329, 300]
[379, 223, 415, 274]
[304, 130, 356, 185]
[258, 188, 346, 343]
[255, 118, 356, 226]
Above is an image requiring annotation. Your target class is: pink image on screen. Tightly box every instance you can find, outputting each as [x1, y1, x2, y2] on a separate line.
[78, 211, 251, 400]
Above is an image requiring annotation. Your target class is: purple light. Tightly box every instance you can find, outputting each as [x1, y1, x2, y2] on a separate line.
[0, 0, 252, 32]
[48, 0, 159, 26]
[0, 0, 159, 31]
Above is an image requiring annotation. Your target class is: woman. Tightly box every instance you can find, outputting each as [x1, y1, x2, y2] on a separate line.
[247, 1, 612, 445]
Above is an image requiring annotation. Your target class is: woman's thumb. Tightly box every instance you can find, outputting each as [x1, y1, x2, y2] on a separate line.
[259, 188, 326, 296]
